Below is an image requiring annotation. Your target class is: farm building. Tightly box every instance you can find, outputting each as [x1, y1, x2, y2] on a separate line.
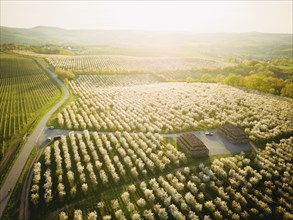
[218, 123, 249, 144]
[177, 133, 209, 157]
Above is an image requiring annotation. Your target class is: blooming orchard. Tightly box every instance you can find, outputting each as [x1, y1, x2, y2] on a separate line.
[13, 50, 228, 73]
[27, 74, 293, 219]
[31, 131, 186, 206]
[56, 75, 293, 142]
[55, 137, 293, 220]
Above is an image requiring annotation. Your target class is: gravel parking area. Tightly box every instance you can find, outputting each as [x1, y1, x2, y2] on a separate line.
[192, 129, 253, 155]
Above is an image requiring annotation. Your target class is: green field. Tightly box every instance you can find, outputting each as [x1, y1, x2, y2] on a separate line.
[0, 52, 61, 160]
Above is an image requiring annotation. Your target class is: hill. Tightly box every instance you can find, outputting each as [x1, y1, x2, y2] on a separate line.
[1, 26, 292, 59]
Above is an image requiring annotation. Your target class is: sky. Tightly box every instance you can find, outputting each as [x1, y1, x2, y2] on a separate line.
[1, 1, 292, 33]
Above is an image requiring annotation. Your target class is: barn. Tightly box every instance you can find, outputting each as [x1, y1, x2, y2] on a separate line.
[177, 133, 209, 157]
[218, 123, 249, 144]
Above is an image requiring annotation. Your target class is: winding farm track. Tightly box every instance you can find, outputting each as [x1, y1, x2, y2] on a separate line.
[0, 59, 69, 219]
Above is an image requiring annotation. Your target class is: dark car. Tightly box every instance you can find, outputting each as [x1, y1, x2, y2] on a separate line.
[54, 135, 61, 140]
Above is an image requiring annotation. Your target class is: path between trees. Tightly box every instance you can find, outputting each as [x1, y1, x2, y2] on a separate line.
[0, 59, 69, 218]
[39, 129, 253, 155]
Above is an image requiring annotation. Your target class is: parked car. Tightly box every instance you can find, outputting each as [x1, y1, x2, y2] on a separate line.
[49, 126, 54, 129]
[205, 131, 214, 136]
[54, 135, 61, 140]
[47, 137, 52, 141]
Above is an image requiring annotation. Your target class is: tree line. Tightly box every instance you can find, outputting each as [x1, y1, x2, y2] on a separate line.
[188, 58, 293, 98]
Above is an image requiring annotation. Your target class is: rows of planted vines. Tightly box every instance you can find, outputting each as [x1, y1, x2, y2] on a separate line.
[31, 135, 293, 220]
[0, 52, 61, 159]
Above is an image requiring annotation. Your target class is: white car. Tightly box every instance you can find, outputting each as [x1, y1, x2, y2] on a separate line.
[47, 137, 52, 141]
[205, 131, 214, 136]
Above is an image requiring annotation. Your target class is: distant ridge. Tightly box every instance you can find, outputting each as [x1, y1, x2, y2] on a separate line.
[1, 26, 292, 57]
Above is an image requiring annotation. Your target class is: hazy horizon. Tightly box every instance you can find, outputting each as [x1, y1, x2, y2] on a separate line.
[2, 25, 293, 35]
[1, 1, 292, 34]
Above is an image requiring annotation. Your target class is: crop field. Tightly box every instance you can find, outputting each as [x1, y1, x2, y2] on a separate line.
[0, 53, 61, 159]
[52, 75, 293, 143]
[31, 134, 292, 219]
[13, 50, 231, 73]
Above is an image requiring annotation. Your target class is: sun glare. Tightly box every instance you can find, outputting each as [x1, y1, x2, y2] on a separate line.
[1, 1, 292, 33]
[101, 2, 198, 31]
[0, 1, 293, 220]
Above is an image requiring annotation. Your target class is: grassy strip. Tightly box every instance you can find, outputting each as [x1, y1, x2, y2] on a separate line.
[35, 57, 76, 128]
[1, 146, 38, 220]
[34, 58, 63, 91]
[0, 118, 39, 186]
[47, 83, 76, 127]
[36, 57, 55, 72]
[34, 57, 73, 128]
[0, 137, 24, 186]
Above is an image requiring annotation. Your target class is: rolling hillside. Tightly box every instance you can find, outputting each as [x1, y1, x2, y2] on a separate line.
[1, 26, 292, 58]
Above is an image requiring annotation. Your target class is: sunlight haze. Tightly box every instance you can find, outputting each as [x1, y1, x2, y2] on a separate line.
[0, 1, 293, 220]
[1, 1, 292, 33]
